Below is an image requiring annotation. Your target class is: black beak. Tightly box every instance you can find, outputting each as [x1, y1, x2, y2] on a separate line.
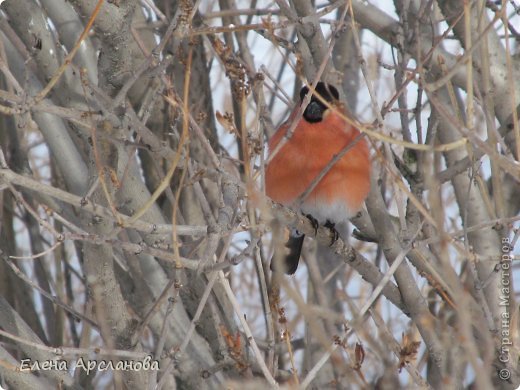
[304, 101, 325, 123]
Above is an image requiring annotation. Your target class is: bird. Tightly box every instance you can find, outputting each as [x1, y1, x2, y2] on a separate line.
[265, 82, 371, 274]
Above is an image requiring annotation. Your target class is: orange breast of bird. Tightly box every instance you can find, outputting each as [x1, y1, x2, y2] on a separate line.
[265, 109, 371, 222]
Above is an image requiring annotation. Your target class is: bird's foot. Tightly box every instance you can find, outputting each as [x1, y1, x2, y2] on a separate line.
[305, 214, 320, 235]
[324, 220, 339, 245]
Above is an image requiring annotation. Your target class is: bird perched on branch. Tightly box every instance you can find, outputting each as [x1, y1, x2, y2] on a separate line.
[265, 82, 371, 274]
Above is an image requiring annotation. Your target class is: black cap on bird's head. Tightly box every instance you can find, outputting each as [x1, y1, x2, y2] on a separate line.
[300, 82, 339, 123]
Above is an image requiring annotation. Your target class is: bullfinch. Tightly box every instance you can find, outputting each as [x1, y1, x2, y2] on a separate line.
[265, 82, 371, 274]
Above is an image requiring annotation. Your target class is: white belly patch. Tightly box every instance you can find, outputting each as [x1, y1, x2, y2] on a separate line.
[300, 199, 357, 224]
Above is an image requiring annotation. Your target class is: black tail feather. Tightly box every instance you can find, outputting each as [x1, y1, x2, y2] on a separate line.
[271, 234, 305, 275]
[285, 234, 305, 274]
